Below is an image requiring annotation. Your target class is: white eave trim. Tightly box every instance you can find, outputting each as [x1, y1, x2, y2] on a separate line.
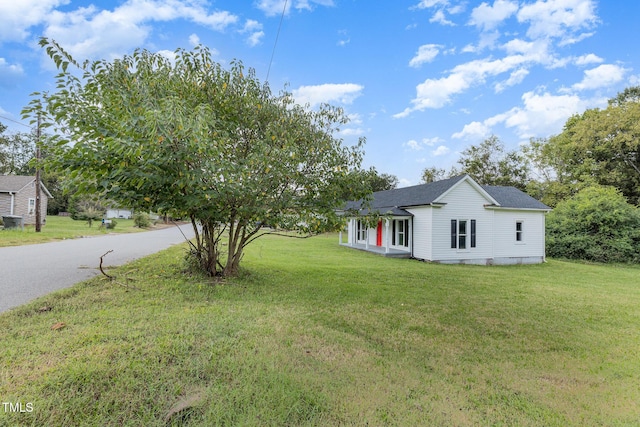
[484, 204, 551, 212]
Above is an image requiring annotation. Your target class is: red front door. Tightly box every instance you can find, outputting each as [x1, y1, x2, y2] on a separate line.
[376, 221, 383, 246]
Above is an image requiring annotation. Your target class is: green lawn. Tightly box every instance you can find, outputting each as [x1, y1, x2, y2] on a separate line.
[1, 234, 639, 426]
[0, 215, 150, 247]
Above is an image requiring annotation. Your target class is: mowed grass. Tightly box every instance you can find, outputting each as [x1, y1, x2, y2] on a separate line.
[1, 234, 639, 426]
[0, 215, 150, 247]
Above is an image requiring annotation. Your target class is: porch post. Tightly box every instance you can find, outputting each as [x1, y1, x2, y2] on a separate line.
[385, 219, 390, 254]
[365, 224, 369, 250]
[350, 219, 354, 246]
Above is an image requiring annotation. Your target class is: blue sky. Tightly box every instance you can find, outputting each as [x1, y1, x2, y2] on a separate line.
[1, 0, 638, 186]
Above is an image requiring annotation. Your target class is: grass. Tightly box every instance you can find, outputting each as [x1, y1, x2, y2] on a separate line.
[1, 234, 639, 426]
[0, 216, 152, 247]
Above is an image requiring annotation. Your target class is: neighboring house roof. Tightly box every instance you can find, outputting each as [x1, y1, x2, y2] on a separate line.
[343, 174, 550, 214]
[0, 175, 53, 198]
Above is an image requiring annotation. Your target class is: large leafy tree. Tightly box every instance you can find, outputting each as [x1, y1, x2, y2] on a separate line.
[24, 39, 368, 277]
[451, 135, 530, 190]
[0, 122, 37, 175]
[546, 87, 640, 205]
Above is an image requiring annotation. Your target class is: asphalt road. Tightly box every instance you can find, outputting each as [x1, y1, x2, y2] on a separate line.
[0, 224, 195, 313]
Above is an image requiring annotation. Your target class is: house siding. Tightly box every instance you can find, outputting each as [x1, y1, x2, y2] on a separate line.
[0, 193, 11, 216]
[491, 210, 546, 263]
[431, 180, 495, 263]
[407, 206, 432, 260]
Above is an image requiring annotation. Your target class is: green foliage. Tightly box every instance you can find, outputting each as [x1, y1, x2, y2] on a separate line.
[546, 88, 640, 205]
[69, 196, 105, 227]
[420, 166, 447, 184]
[452, 135, 530, 190]
[133, 212, 151, 228]
[24, 39, 369, 277]
[0, 122, 37, 175]
[546, 185, 640, 263]
[106, 218, 117, 229]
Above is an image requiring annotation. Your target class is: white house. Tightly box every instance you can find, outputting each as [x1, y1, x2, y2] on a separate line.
[339, 174, 551, 265]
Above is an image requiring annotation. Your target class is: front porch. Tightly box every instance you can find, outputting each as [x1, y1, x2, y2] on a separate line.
[338, 242, 412, 258]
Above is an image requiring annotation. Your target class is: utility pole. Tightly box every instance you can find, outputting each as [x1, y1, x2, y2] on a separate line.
[35, 115, 41, 232]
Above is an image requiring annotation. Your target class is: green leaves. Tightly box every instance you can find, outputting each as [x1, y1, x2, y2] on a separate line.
[24, 39, 367, 276]
[546, 185, 640, 263]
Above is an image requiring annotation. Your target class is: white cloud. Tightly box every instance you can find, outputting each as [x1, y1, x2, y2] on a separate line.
[41, 0, 238, 61]
[241, 19, 264, 46]
[0, 58, 25, 87]
[405, 139, 423, 150]
[292, 83, 364, 107]
[188, 33, 200, 46]
[452, 121, 491, 139]
[256, 0, 333, 16]
[494, 68, 529, 92]
[340, 127, 365, 136]
[517, 0, 597, 43]
[395, 54, 534, 117]
[469, 0, 518, 31]
[572, 64, 627, 91]
[0, 0, 67, 42]
[409, 44, 442, 68]
[423, 136, 444, 146]
[454, 90, 600, 140]
[404, 136, 445, 150]
[430, 10, 455, 26]
[432, 145, 451, 156]
[574, 53, 603, 66]
[412, 0, 449, 9]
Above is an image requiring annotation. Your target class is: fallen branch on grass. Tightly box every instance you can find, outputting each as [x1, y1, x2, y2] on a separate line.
[99, 250, 140, 290]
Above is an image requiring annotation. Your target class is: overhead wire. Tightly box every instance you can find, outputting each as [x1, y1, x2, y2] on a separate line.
[265, 0, 288, 83]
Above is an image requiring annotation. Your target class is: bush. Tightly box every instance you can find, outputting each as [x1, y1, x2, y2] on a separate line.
[546, 185, 640, 263]
[133, 212, 151, 228]
[106, 219, 117, 229]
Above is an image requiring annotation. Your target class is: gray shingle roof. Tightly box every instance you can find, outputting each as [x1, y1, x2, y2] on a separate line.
[0, 175, 36, 192]
[482, 185, 550, 210]
[0, 175, 53, 198]
[343, 174, 549, 215]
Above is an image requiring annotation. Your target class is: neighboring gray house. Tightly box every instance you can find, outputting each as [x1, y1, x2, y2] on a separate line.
[0, 175, 53, 226]
[340, 174, 551, 265]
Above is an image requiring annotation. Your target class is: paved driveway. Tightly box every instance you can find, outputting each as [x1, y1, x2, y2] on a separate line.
[0, 224, 195, 313]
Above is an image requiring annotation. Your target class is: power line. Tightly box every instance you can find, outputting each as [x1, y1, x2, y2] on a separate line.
[0, 114, 33, 130]
[265, 0, 288, 83]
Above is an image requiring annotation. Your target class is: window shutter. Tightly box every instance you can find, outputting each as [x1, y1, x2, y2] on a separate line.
[451, 220, 457, 248]
[471, 220, 476, 248]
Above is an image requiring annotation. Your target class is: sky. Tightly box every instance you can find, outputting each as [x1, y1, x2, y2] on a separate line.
[1, 0, 639, 186]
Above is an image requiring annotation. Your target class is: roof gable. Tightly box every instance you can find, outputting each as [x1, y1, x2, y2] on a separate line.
[432, 175, 499, 206]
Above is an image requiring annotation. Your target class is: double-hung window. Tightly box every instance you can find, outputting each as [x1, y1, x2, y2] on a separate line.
[451, 219, 476, 250]
[356, 220, 367, 241]
[515, 220, 524, 243]
[392, 219, 409, 247]
[28, 198, 36, 215]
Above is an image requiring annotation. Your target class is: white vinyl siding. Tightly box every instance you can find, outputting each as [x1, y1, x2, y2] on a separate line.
[492, 211, 545, 259]
[431, 180, 494, 262]
[407, 206, 432, 260]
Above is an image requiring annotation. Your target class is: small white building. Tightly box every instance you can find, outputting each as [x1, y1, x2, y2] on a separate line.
[106, 208, 133, 219]
[340, 174, 551, 265]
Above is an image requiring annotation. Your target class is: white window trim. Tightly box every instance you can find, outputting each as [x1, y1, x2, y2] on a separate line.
[515, 219, 525, 244]
[28, 198, 36, 215]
